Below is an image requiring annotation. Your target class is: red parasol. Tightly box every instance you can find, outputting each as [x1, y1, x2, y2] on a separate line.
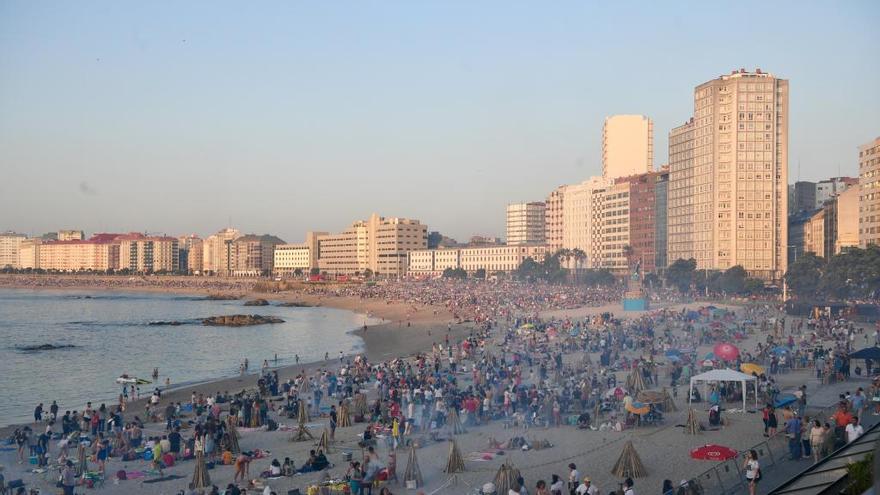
[713, 343, 739, 361]
[690, 444, 738, 461]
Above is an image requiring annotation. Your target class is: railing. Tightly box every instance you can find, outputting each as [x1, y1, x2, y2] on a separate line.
[684, 401, 841, 495]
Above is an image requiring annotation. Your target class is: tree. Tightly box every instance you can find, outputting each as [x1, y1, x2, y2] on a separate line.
[293, 268, 303, 278]
[310, 267, 321, 276]
[514, 257, 542, 281]
[784, 253, 824, 297]
[665, 258, 697, 293]
[571, 248, 587, 283]
[442, 267, 467, 279]
[363, 268, 374, 279]
[643, 272, 661, 288]
[718, 265, 748, 294]
[473, 268, 486, 279]
[582, 268, 617, 287]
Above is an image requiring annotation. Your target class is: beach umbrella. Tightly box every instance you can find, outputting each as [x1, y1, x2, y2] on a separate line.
[493, 461, 522, 495]
[354, 393, 369, 417]
[190, 450, 211, 489]
[665, 349, 681, 358]
[713, 343, 739, 361]
[690, 444, 738, 461]
[444, 440, 466, 473]
[403, 445, 423, 488]
[611, 440, 647, 478]
[771, 346, 789, 355]
[703, 352, 716, 361]
[684, 408, 701, 435]
[740, 363, 764, 376]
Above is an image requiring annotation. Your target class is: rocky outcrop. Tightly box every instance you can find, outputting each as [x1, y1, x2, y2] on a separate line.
[148, 320, 184, 326]
[277, 301, 313, 307]
[201, 314, 284, 327]
[244, 298, 269, 306]
[17, 344, 78, 352]
[205, 293, 240, 301]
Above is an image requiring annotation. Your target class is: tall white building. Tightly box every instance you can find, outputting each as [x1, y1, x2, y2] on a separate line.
[0, 232, 27, 269]
[561, 177, 610, 268]
[602, 115, 654, 180]
[506, 202, 546, 245]
[667, 69, 789, 280]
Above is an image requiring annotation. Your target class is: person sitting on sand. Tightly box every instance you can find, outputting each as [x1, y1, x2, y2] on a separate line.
[281, 457, 295, 476]
[576, 412, 591, 429]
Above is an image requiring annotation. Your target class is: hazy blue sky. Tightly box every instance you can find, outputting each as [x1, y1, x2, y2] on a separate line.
[1, 1, 878, 242]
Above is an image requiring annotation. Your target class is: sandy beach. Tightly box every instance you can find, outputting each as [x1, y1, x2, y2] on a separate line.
[0, 274, 870, 495]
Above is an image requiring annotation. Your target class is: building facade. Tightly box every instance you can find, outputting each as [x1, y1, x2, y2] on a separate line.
[859, 137, 880, 247]
[230, 234, 285, 276]
[654, 168, 670, 271]
[113, 234, 179, 273]
[803, 209, 826, 258]
[506, 202, 546, 245]
[408, 245, 547, 276]
[616, 171, 661, 273]
[815, 177, 858, 208]
[58, 230, 85, 241]
[544, 186, 565, 253]
[790, 181, 817, 214]
[202, 228, 242, 276]
[561, 177, 610, 268]
[602, 115, 654, 180]
[317, 214, 427, 277]
[835, 185, 860, 253]
[666, 69, 789, 280]
[274, 243, 312, 276]
[0, 232, 27, 269]
[38, 240, 114, 272]
[177, 235, 203, 274]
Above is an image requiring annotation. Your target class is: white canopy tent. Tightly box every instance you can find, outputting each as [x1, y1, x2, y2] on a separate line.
[689, 368, 758, 411]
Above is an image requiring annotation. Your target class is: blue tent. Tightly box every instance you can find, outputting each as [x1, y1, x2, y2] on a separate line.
[774, 394, 798, 408]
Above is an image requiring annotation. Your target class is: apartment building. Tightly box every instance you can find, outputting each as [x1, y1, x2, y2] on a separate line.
[506, 202, 546, 245]
[561, 177, 610, 268]
[177, 235, 203, 274]
[859, 137, 880, 247]
[230, 234, 285, 276]
[667, 69, 789, 280]
[317, 214, 427, 277]
[602, 115, 654, 180]
[38, 239, 114, 271]
[408, 244, 547, 276]
[544, 186, 565, 253]
[0, 232, 27, 269]
[654, 168, 670, 270]
[202, 228, 242, 276]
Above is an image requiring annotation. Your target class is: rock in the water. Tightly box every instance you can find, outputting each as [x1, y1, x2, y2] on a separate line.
[148, 320, 184, 326]
[201, 314, 284, 327]
[277, 301, 312, 307]
[205, 293, 240, 301]
[18, 344, 77, 352]
[244, 298, 269, 306]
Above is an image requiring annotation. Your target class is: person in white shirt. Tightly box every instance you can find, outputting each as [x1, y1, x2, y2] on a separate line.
[567, 463, 579, 493]
[846, 417, 864, 443]
[623, 478, 635, 495]
[575, 477, 598, 495]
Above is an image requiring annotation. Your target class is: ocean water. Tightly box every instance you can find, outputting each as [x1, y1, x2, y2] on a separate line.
[0, 288, 372, 427]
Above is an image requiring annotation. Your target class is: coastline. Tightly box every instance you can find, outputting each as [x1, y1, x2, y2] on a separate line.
[0, 275, 469, 435]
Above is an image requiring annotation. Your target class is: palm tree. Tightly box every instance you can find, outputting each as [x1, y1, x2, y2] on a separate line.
[571, 248, 587, 283]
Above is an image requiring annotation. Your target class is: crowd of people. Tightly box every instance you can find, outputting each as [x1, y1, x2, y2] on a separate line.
[5, 277, 878, 495]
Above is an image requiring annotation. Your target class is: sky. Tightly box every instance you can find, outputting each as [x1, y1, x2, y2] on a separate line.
[1, 1, 878, 242]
